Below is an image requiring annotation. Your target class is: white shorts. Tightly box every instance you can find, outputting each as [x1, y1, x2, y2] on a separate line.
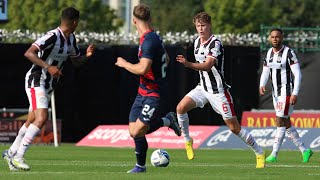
[25, 86, 51, 111]
[186, 85, 236, 120]
[272, 95, 294, 118]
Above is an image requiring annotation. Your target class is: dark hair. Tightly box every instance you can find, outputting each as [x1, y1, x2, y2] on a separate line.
[61, 7, 80, 21]
[193, 12, 211, 24]
[269, 28, 283, 35]
[133, 4, 151, 22]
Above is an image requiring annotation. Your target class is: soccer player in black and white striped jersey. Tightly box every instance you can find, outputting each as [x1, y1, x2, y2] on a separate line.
[176, 12, 265, 168]
[260, 28, 313, 163]
[2, 7, 95, 171]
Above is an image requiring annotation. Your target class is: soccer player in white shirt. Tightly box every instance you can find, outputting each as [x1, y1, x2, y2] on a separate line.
[176, 12, 265, 168]
[2, 7, 95, 171]
[259, 28, 313, 163]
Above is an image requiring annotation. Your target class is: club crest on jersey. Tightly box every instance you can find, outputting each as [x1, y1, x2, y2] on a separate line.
[201, 48, 210, 55]
[277, 56, 281, 63]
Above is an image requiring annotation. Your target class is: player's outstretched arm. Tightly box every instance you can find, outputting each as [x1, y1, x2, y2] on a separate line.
[86, 44, 95, 58]
[176, 54, 215, 71]
[115, 57, 152, 75]
[176, 55, 190, 67]
[70, 44, 95, 67]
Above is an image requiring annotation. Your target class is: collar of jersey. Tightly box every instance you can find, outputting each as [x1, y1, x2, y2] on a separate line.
[201, 35, 215, 46]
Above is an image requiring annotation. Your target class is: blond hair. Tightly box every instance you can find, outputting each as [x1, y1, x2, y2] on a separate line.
[193, 12, 211, 25]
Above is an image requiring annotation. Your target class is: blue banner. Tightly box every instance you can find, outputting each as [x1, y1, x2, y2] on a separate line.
[200, 126, 320, 150]
[0, 0, 8, 21]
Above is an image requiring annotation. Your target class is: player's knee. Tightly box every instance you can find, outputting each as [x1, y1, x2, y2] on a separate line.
[33, 118, 47, 128]
[229, 126, 241, 135]
[129, 130, 143, 138]
[128, 130, 136, 138]
[176, 103, 186, 114]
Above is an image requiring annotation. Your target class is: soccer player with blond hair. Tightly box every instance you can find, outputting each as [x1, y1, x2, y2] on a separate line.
[176, 12, 265, 168]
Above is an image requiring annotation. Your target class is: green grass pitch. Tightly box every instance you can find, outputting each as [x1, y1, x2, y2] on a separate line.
[0, 144, 319, 180]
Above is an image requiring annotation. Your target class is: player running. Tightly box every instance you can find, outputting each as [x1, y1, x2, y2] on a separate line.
[115, 4, 181, 173]
[175, 12, 265, 168]
[2, 7, 95, 171]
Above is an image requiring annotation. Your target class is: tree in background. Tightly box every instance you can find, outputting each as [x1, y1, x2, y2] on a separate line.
[204, 0, 320, 34]
[2, 0, 320, 36]
[205, 0, 271, 33]
[268, 0, 320, 27]
[142, 0, 204, 33]
[0, 0, 123, 33]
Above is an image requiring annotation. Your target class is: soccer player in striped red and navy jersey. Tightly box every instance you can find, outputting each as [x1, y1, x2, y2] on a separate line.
[175, 12, 265, 168]
[115, 4, 181, 173]
[2, 7, 95, 171]
[260, 28, 313, 163]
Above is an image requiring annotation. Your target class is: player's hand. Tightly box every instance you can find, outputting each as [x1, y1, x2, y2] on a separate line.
[115, 57, 127, 68]
[176, 55, 189, 67]
[290, 95, 298, 105]
[47, 66, 63, 78]
[259, 86, 266, 96]
[86, 44, 95, 57]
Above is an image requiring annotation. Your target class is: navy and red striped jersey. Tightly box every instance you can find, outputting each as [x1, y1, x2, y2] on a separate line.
[137, 30, 168, 98]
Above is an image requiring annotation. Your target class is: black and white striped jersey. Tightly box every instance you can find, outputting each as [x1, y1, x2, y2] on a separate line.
[194, 35, 229, 94]
[261, 45, 300, 96]
[25, 27, 80, 93]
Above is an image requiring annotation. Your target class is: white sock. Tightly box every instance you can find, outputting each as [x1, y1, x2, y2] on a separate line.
[270, 127, 286, 157]
[15, 123, 40, 158]
[8, 123, 28, 157]
[237, 128, 263, 155]
[177, 113, 190, 142]
[286, 126, 307, 153]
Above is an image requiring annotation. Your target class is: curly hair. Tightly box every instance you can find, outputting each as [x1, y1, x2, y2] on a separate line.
[193, 12, 211, 25]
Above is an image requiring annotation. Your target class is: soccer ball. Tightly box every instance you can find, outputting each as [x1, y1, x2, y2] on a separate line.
[150, 149, 170, 167]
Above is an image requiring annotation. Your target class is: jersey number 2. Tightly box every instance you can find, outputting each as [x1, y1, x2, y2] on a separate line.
[161, 53, 168, 78]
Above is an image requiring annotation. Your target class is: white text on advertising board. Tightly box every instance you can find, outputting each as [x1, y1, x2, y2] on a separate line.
[87, 128, 130, 143]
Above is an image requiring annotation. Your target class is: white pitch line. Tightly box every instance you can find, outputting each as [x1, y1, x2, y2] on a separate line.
[308, 174, 320, 176]
[25, 161, 320, 168]
[10, 172, 128, 175]
[173, 163, 320, 168]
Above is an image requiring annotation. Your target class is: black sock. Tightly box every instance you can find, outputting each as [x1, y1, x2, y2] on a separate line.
[146, 118, 164, 134]
[134, 136, 148, 166]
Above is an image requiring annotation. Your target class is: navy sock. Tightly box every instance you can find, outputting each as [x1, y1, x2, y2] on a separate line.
[134, 136, 148, 166]
[146, 118, 164, 134]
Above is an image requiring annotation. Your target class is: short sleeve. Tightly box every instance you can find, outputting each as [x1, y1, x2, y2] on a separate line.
[69, 34, 81, 57]
[208, 40, 222, 58]
[32, 31, 57, 51]
[141, 36, 155, 60]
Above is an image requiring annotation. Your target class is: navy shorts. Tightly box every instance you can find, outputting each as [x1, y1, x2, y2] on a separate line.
[129, 94, 165, 125]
